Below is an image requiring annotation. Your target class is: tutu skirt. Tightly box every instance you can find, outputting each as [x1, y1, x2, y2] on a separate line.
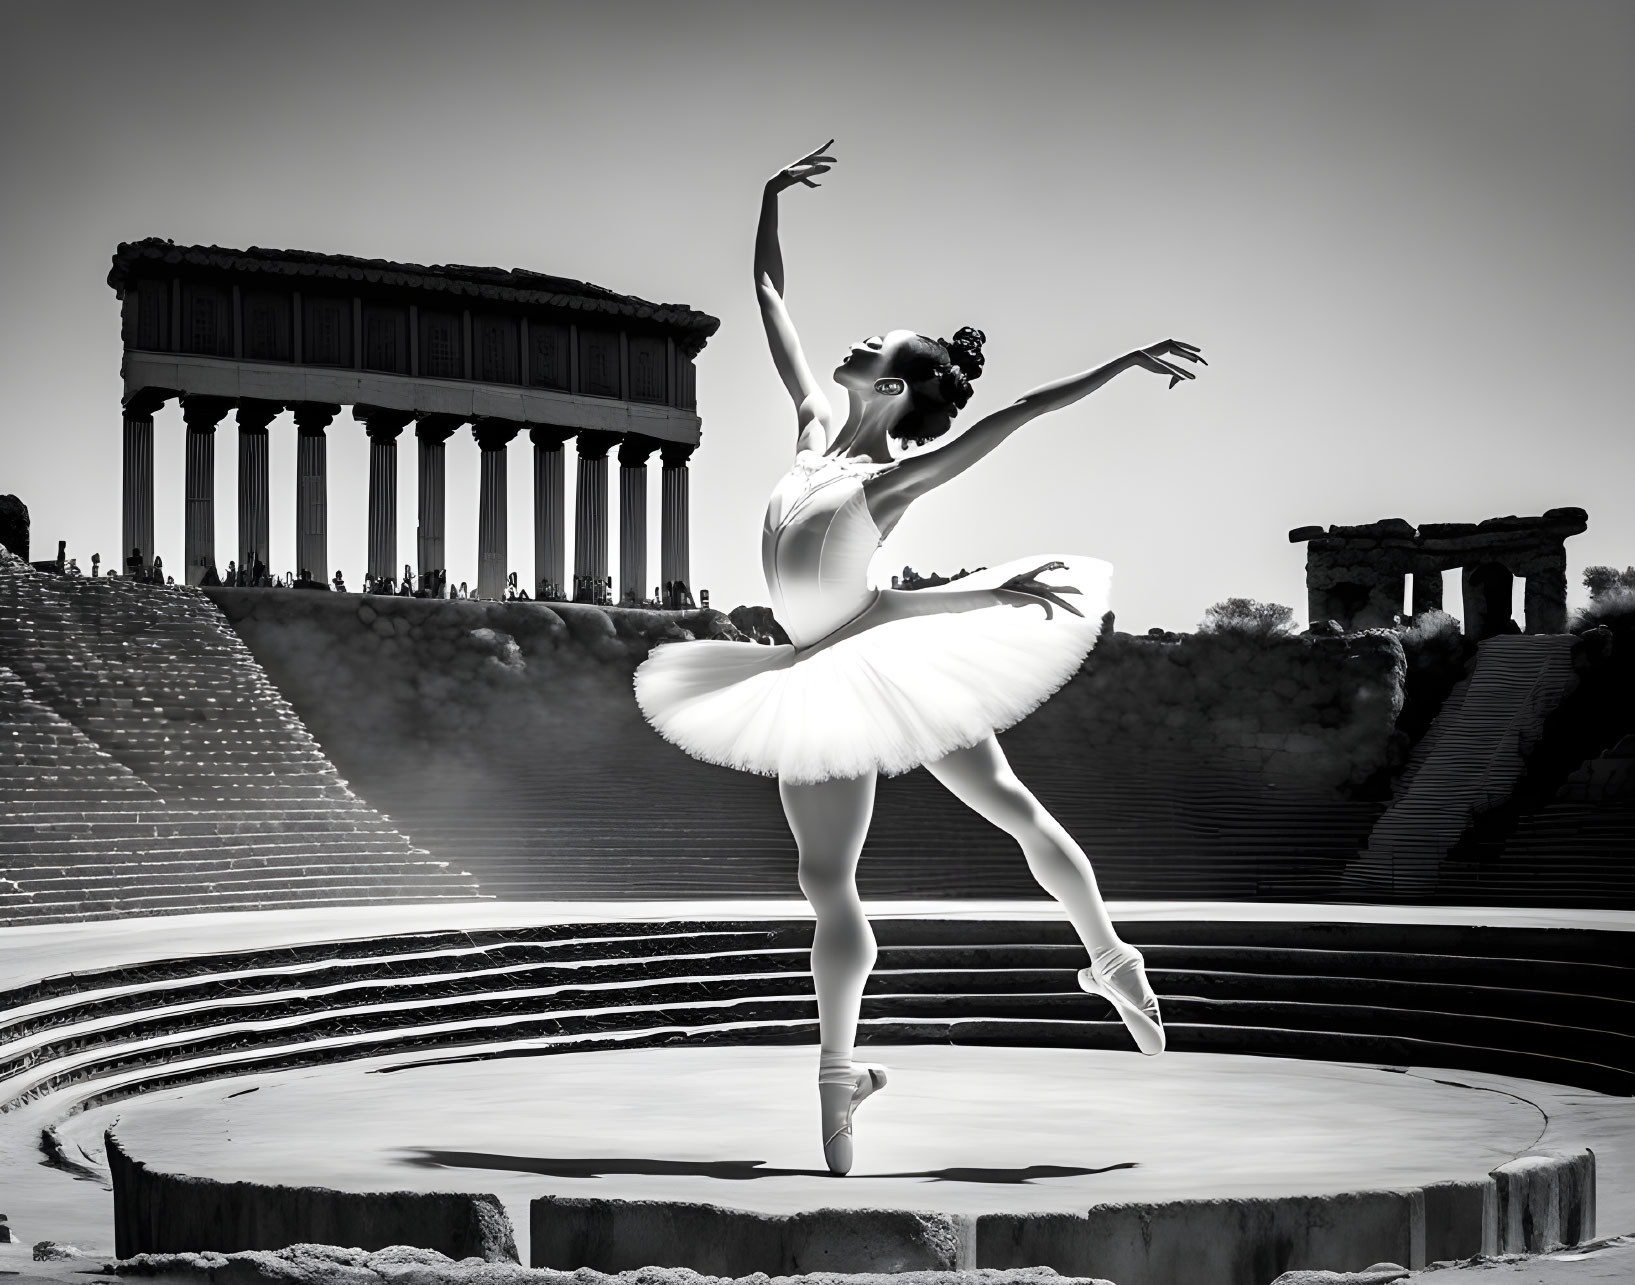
[633, 554, 1111, 784]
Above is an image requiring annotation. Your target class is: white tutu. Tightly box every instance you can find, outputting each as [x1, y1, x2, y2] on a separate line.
[633, 554, 1111, 784]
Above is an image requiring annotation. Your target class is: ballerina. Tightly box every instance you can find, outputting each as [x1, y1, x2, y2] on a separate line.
[634, 141, 1205, 1175]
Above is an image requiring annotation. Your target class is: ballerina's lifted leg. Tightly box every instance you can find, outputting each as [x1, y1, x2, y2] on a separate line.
[924, 735, 1165, 1056]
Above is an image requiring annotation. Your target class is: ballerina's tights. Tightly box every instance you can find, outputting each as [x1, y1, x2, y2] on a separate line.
[779, 733, 1121, 1060]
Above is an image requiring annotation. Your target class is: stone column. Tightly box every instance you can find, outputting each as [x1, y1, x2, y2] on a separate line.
[572, 430, 620, 602]
[473, 418, 521, 599]
[660, 441, 696, 605]
[1523, 548, 1569, 634]
[235, 399, 280, 576]
[414, 414, 462, 592]
[121, 388, 169, 572]
[530, 425, 573, 599]
[181, 395, 232, 585]
[617, 435, 660, 605]
[1304, 571, 1328, 631]
[356, 405, 414, 584]
[293, 402, 340, 584]
[1410, 566, 1445, 616]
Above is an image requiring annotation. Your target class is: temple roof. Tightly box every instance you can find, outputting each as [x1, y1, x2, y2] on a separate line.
[1289, 508, 1588, 545]
[107, 238, 720, 346]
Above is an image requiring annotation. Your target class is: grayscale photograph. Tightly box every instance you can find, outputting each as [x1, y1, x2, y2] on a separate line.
[0, 3, 1630, 1284]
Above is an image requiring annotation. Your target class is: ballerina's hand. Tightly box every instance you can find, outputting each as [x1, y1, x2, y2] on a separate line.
[997, 562, 1085, 621]
[767, 140, 836, 193]
[1130, 339, 1207, 389]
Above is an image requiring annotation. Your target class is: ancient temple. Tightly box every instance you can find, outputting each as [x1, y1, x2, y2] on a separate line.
[1289, 508, 1589, 637]
[107, 239, 719, 599]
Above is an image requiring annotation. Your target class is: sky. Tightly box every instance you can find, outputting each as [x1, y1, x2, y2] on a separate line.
[1, 0, 1630, 632]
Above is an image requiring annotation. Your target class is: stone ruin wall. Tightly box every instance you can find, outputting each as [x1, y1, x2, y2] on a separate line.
[1046, 627, 1406, 792]
[1292, 508, 1588, 638]
[213, 592, 1409, 901]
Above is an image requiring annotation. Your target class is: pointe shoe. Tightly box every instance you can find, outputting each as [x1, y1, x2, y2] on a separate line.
[1079, 943, 1166, 1056]
[820, 1063, 888, 1176]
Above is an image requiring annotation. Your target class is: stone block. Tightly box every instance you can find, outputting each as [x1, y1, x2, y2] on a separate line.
[0, 494, 28, 561]
[1414, 1182, 1496, 1265]
[105, 1128, 518, 1263]
[977, 1190, 1424, 1285]
[531, 1194, 968, 1274]
[1490, 1148, 1595, 1253]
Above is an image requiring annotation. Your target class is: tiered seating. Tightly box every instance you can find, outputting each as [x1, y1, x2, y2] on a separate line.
[1453, 735, 1635, 903]
[3, 917, 1626, 1121]
[0, 555, 483, 922]
[1349, 635, 1581, 895]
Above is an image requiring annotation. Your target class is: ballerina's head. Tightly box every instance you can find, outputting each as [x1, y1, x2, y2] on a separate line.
[834, 326, 986, 446]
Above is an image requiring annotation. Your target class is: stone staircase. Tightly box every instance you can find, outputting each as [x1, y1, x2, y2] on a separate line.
[2, 917, 1627, 1120]
[0, 554, 484, 922]
[1348, 634, 1582, 896]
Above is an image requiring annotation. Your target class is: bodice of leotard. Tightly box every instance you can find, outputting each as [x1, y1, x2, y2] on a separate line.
[761, 450, 897, 648]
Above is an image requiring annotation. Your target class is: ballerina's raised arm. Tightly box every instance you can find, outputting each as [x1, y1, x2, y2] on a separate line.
[756, 140, 837, 456]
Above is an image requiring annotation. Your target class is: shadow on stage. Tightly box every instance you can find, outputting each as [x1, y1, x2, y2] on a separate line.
[397, 1147, 1139, 1184]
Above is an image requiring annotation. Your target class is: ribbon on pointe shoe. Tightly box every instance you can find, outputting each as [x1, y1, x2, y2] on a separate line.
[1079, 944, 1166, 1056]
[820, 1063, 889, 1176]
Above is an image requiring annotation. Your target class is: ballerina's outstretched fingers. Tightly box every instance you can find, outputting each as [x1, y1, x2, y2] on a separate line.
[768, 139, 836, 192]
[1130, 338, 1208, 389]
[997, 561, 1086, 621]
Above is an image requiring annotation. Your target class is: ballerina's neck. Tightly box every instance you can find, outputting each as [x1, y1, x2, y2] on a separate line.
[828, 401, 902, 462]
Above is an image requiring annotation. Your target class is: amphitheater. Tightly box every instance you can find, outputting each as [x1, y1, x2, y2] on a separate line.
[2, 537, 1631, 1285]
[1, 242, 1631, 1285]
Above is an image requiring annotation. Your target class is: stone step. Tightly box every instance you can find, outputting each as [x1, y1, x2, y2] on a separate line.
[0, 829, 423, 852]
[2, 916, 1626, 1116]
[9, 858, 464, 885]
[0, 892, 485, 932]
[10, 997, 1629, 1121]
[0, 928, 792, 1015]
[0, 941, 810, 1034]
[10, 938, 1628, 1044]
[0, 786, 159, 801]
[0, 890, 486, 927]
[0, 804, 381, 821]
[6, 918, 1626, 1011]
[7, 864, 458, 894]
[6, 964, 1627, 1092]
[25, 845, 444, 869]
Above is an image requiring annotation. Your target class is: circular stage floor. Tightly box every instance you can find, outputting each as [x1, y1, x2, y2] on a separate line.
[79, 1043, 1565, 1263]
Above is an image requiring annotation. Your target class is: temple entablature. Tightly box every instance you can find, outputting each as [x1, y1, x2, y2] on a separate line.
[107, 239, 720, 599]
[1289, 508, 1588, 638]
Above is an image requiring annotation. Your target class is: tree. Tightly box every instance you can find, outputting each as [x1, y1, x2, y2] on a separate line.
[728, 604, 791, 646]
[1583, 566, 1635, 601]
[1199, 597, 1296, 637]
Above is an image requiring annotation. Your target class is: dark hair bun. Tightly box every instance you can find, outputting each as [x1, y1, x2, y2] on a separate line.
[887, 326, 988, 447]
[943, 327, 986, 382]
[931, 326, 985, 418]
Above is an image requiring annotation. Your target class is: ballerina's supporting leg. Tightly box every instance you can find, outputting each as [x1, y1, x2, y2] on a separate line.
[779, 771, 887, 1173]
[923, 734, 1165, 1055]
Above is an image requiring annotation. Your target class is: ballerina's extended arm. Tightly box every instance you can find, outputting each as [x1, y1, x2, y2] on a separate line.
[795, 559, 1092, 660]
[806, 339, 1206, 651]
[756, 141, 837, 455]
[867, 339, 1206, 516]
